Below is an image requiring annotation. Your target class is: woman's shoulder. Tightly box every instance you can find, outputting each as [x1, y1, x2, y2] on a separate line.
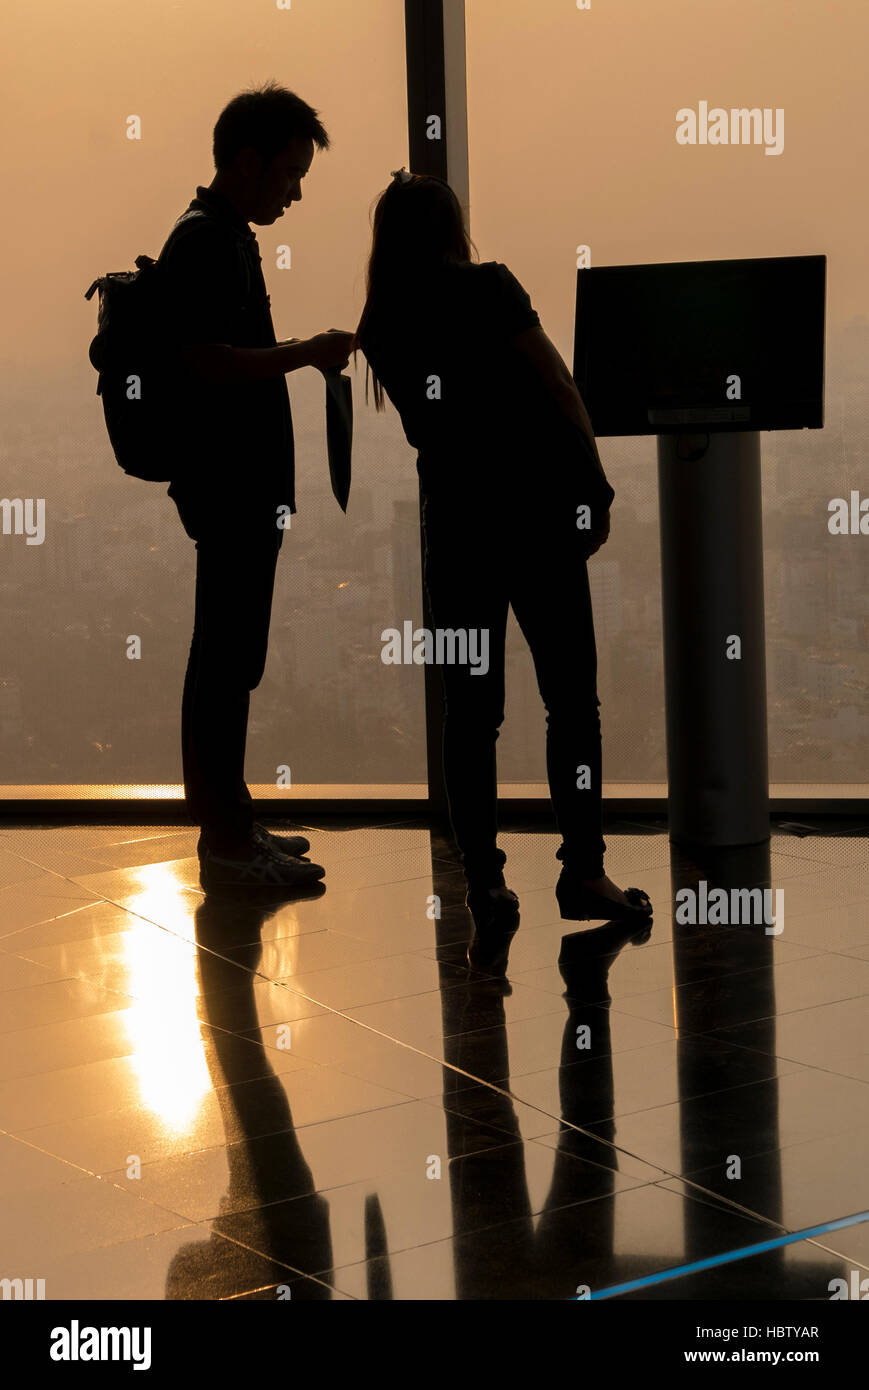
[441, 259, 524, 302]
[442, 258, 508, 277]
[458, 260, 530, 297]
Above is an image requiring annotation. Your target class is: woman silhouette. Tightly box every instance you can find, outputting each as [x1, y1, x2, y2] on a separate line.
[355, 171, 651, 930]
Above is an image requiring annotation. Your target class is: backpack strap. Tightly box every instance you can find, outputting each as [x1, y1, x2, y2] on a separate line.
[159, 207, 253, 300]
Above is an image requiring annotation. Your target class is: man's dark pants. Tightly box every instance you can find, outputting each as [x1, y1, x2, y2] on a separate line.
[176, 494, 282, 853]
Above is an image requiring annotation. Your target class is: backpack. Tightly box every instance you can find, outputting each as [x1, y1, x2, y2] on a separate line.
[85, 208, 250, 483]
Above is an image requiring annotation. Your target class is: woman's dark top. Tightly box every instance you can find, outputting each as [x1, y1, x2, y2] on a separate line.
[359, 259, 615, 518]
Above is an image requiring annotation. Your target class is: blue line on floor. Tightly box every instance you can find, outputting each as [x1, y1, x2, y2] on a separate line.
[573, 1209, 869, 1300]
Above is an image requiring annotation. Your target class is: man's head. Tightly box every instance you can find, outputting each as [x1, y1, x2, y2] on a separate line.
[210, 82, 330, 225]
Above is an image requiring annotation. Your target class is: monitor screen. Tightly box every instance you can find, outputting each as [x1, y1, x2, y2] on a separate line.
[573, 254, 826, 436]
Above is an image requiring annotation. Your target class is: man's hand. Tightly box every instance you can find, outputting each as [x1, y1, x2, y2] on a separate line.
[305, 329, 355, 372]
[584, 508, 611, 558]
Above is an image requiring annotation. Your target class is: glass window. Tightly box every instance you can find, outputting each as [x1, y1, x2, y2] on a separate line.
[466, 0, 869, 793]
[1, 0, 423, 798]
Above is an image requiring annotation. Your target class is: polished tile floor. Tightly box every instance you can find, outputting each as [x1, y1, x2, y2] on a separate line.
[0, 817, 867, 1300]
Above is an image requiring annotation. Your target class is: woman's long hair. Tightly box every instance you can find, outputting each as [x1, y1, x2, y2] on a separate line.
[354, 172, 478, 410]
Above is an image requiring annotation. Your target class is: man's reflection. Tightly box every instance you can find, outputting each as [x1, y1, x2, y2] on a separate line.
[166, 885, 335, 1299]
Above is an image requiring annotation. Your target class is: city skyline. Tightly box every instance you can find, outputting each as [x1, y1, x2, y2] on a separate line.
[1, 311, 867, 788]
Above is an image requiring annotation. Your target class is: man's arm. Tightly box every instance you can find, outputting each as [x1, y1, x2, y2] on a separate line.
[179, 331, 354, 385]
[162, 228, 353, 383]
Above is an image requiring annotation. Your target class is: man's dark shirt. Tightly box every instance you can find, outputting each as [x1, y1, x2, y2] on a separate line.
[160, 185, 295, 535]
[360, 259, 615, 517]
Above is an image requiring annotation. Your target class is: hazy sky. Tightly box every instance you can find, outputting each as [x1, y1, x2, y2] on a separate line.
[465, 0, 869, 352]
[2, 0, 866, 372]
[0, 0, 865, 790]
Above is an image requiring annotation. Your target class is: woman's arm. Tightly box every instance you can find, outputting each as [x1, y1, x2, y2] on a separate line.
[509, 324, 604, 469]
[510, 322, 612, 554]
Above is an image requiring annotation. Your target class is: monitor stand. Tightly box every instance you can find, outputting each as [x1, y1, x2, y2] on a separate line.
[656, 430, 770, 847]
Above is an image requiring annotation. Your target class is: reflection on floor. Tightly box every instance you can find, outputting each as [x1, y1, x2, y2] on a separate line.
[0, 818, 867, 1300]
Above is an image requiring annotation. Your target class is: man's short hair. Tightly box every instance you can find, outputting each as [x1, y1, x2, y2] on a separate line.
[213, 81, 330, 170]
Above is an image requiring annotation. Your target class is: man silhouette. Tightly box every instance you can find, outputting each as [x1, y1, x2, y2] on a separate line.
[160, 83, 354, 887]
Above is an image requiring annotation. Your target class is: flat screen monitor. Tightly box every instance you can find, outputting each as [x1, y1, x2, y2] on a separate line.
[572, 254, 825, 435]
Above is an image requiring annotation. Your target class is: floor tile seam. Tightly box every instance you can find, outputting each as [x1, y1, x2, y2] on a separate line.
[648, 1175, 791, 1231]
[268, 934, 467, 984]
[593, 1037, 869, 1112]
[201, 1182, 658, 1285]
[341, 993, 567, 1044]
[634, 1120, 869, 1196]
[649, 1176, 869, 1261]
[10, 926, 426, 985]
[9, 862, 864, 1257]
[0, 1124, 107, 1186]
[672, 1024, 869, 1072]
[0, 980, 140, 1038]
[100, 1171, 369, 1229]
[700, 1032, 869, 1079]
[0, 850, 115, 892]
[221, 1274, 358, 1299]
[0, 896, 109, 945]
[519, 1067, 869, 1228]
[0, 1072, 415, 1142]
[205, 1017, 712, 1198]
[505, 1066, 814, 1128]
[813, 942, 869, 959]
[3, 895, 205, 961]
[89, 1096, 423, 1173]
[197, 1229, 341, 1285]
[1, 855, 446, 961]
[0, 875, 454, 1018]
[212, 1017, 505, 1104]
[609, 980, 869, 1031]
[0, 897, 121, 947]
[0, 1020, 329, 1090]
[8, 924, 334, 965]
[6, 1080, 421, 1160]
[803, 1238, 869, 1272]
[0, 1152, 201, 1233]
[670, 1129, 869, 1191]
[701, 1043, 869, 1089]
[765, 846, 869, 868]
[505, 944, 836, 1005]
[520, 1134, 671, 1193]
[0, 965, 81, 991]
[218, 1180, 821, 1289]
